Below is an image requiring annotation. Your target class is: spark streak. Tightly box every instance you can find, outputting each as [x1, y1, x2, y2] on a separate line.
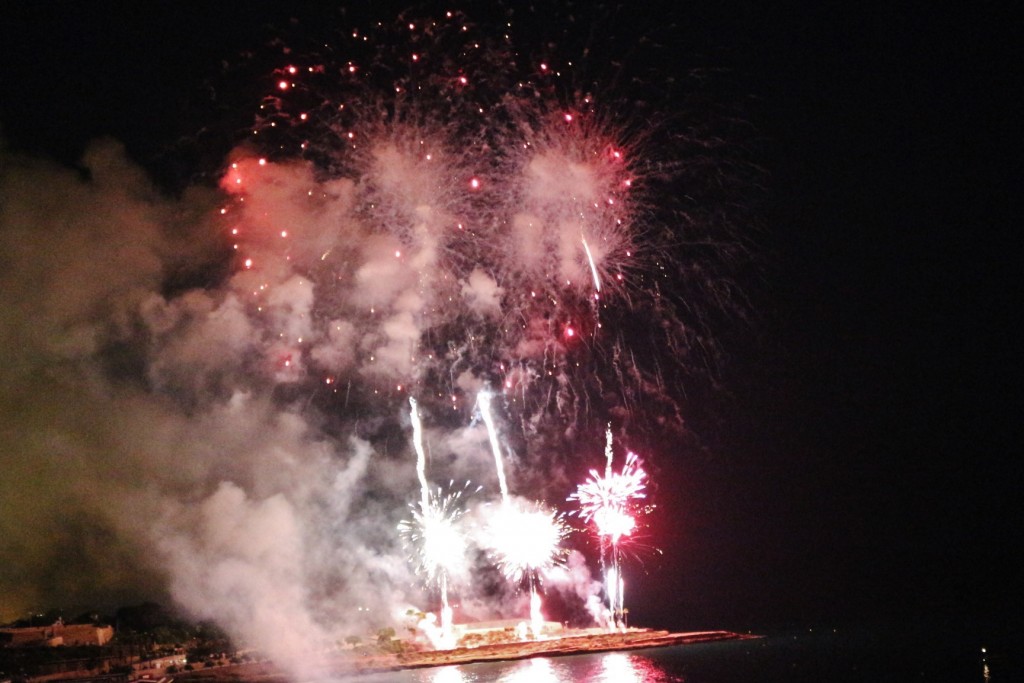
[410, 397, 429, 508]
[476, 390, 509, 500]
[582, 235, 601, 293]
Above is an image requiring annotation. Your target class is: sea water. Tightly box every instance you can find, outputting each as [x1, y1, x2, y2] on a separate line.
[334, 621, 1021, 682]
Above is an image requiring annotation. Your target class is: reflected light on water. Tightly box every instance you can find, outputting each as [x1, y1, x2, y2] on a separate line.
[427, 665, 469, 683]
[476, 652, 675, 683]
[594, 652, 675, 683]
[497, 657, 560, 683]
[598, 652, 642, 682]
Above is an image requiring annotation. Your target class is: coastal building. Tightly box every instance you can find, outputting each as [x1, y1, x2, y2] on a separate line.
[0, 620, 114, 647]
[452, 619, 563, 645]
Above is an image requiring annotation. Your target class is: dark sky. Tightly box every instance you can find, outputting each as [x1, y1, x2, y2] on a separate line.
[1, 1, 1019, 635]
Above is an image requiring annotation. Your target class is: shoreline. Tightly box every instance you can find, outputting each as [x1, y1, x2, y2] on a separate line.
[176, 629, 756, 680]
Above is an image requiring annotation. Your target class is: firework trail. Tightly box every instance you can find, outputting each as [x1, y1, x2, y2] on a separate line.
[476, 390, 510, 501]
[401, 396, 461, 645]
[605, 424, 615, 477]
[410, 397, 430, 508]
[582, 236, 602, 294]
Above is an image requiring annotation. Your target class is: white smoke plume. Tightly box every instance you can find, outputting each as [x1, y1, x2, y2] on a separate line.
[0, 141, 430, 671]
[0, 127, 600, 671]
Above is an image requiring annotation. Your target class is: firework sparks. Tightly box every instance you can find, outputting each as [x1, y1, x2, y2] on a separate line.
[569, 427, 649, 629]
[483, 498, 568, 585]
[398, 480, 477, 649]
[231, 9, 734, 445]
[571, 450, 647, 543]
[398, 485, 473, 588]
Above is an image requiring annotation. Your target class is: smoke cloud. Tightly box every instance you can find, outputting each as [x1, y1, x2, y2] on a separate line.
[0, 125, 615, 672]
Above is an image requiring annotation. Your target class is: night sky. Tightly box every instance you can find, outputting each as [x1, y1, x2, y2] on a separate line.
[1, 0, 1018, 641]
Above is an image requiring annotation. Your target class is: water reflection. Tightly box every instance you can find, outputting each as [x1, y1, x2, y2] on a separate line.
[597, 652, 643, 682]
[480, 651, 674, 683]
[337, 649, 677, 683]
[427, 665, 471, 683]
[497, 657, 560, 683]
[588, 651, 678, 683]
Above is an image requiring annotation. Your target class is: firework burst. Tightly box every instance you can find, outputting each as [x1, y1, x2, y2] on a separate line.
[571, 451, 647, 543]
[219, 7, 758, 468]
[482, 498, 569, 586]
[569, 428, 649, 629]
[398, 484, 474, 588]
